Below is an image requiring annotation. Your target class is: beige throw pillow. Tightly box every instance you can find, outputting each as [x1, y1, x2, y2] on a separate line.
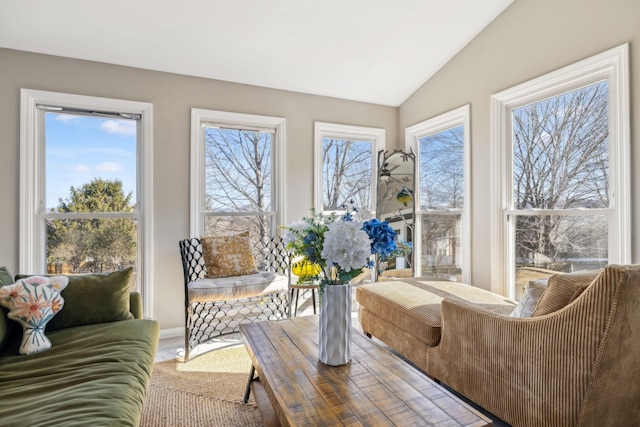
[201, 232, 258, 278]
[509, 278, 548, 318]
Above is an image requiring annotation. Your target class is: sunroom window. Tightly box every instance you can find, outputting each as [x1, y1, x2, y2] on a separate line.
[490, 44, 630, 298]
[190, 109, 285, 246]
[314, 122, 385, 215]
[406, 105, 470, 283]
[20, 89, 153, 312]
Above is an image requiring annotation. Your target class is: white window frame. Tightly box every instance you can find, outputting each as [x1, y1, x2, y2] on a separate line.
[405, 105, 471, 283]
[313, 122, 385, 215]
[190, 109, 286, 237]
[19, 89, 154, 315]
[490, 44, 630, 298]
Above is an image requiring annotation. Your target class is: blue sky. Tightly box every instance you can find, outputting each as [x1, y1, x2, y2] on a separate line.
[45, 113, 137, 210]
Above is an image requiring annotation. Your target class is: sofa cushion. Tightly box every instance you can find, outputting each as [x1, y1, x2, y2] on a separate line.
[532, 269, 600, 316]
[356, 280, 516, 347]
[0, 318, 159, 427]
[509, 278, 548, 317]
[0, 276, 68, 354]
[0, 266, 15, 351]
[16, 268, 135, 330]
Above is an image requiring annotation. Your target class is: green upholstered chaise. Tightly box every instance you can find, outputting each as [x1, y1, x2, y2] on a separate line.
[0, 268, 159, 427]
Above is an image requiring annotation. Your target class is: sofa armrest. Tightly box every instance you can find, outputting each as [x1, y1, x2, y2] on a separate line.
[130, 292, 143, 319]
[425, 281, 616, 427]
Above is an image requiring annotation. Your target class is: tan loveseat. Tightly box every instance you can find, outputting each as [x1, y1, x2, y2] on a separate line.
[357, 265, 640, 426]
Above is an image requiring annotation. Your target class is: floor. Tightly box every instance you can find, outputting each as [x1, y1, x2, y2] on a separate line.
[155, 287, 510, 426]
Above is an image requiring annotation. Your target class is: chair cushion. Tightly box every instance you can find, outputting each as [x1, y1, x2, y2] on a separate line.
[187, 271, 288, 303]
[532, 269, 600, 316]
[201, 232, 258, 278]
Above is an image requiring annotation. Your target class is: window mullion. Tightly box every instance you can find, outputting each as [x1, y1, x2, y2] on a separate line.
[42, 212, 139, 220]
[506, 208, 613, 216]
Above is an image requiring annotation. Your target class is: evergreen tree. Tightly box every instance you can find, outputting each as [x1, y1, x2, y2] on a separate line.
[47, 179, 136, 273]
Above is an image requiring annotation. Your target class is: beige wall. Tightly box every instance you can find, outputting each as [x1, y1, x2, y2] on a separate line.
[0, 48, 397, 331]
[399, 0, 640, 290]
[1, 0, 638, 331]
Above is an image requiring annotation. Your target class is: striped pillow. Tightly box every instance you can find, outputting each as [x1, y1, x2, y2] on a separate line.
[531, 269, 600, 316]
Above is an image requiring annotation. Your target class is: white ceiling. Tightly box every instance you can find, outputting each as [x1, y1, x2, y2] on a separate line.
[0, 0, 513, 106]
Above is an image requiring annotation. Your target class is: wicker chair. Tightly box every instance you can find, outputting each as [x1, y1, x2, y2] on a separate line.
[179, 236, 290, 362]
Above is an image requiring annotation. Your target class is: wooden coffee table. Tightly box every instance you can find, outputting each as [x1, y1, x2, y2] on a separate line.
[240, 316, 492, 426]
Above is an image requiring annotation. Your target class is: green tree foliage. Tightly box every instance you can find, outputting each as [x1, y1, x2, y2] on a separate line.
[47, 178, 136, 273]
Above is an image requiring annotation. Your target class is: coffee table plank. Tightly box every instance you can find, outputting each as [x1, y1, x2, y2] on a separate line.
[351, 332, 486, 426]
[267, 320, 371, 426]
[257, 319, 372, 426]
[248, 321, 347, 426]
[278, 318, 412, 426]
[352, 331, 491, 426]
[242, 322, 336, 426]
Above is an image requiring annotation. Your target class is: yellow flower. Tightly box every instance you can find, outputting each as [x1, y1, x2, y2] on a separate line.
[50, 296, 63, 314]
[292, 259, 322, 282]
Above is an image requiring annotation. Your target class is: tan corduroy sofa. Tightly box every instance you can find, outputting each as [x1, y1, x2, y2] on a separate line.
[356, 265, 640, 426]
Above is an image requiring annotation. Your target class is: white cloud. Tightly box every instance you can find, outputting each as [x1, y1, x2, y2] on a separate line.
[73, 164, 90, 174]
[96, 161, 124, 173]
[101, 119, 136, 136]
[54, 113, 81, 122]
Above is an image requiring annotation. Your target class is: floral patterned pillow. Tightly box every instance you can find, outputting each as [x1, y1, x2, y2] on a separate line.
[0, 275, 68, 355]
[201, 232, 258, 278]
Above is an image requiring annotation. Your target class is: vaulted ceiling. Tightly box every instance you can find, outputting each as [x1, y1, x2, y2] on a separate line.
[0, 0, 513, 106]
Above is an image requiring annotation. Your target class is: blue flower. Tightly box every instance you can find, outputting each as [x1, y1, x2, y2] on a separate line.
[362, 218, 397, 259]
[303, 231, 317, 245]
[305, 246, 317, 262]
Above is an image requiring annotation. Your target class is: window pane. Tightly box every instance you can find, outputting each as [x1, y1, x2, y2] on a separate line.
[514, 214, 607, 277]
[204, 128, 272, 213]
[418, 126, 464, 210]
[512, 81, 609, 210]
[322, 138, 372, 211]
[46, 217, 137, 278]
[421, 214, 461, 281]
[45, 112, 137, 212]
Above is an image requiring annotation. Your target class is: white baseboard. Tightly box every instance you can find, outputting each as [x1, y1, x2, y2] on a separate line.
[159, 327, 184, 340]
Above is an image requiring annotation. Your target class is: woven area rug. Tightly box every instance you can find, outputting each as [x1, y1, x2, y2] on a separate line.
[140, 345, 263, 427]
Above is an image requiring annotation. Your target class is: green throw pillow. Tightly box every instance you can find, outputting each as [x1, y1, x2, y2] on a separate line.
[0, 266, 16, 350]
[16, 268, 135, 331]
